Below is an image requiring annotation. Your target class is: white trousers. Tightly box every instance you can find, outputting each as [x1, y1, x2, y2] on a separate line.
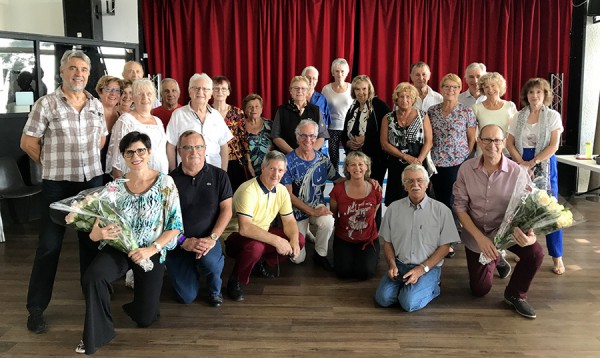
[293, 206, 334, 263]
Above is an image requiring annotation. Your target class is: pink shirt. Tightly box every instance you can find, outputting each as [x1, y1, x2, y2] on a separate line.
[453, 155, 528, 253]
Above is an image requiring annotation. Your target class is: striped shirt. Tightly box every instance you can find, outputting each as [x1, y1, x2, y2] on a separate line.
[23, 87, 107, 182]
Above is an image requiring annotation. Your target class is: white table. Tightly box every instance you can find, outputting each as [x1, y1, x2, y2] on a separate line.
[556, 155, 600, 196]
[556, 155, 600, 173]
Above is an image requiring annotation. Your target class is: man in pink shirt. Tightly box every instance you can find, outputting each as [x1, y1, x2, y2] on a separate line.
[453, 124, 544, 319]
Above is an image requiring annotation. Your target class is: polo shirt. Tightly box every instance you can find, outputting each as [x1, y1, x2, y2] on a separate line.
[233, 177, 293, 231]
[170, 163, 232, 237]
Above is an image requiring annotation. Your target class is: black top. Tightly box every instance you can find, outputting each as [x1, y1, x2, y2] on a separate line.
[341, 96, 391, 161]
[169, 163, 233, 238]
[272, 100, 328, 150]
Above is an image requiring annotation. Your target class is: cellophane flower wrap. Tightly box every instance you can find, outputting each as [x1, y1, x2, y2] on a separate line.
[479, 166, 575, 265]
[49, 179, 154, 271]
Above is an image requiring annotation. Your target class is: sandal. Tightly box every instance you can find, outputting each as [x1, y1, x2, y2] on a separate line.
[552, 257, 565, 275]
[75, 340, 85, 354]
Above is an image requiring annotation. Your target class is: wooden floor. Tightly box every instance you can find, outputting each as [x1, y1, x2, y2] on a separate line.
[1, 197, 600, 357]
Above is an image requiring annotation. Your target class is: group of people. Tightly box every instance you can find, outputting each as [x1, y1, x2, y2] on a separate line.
[20, 50, 565, 354]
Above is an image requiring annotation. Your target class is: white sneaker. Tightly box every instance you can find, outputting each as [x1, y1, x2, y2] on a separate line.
[125, 269, 134, 289]
[75, 340, 85, 354]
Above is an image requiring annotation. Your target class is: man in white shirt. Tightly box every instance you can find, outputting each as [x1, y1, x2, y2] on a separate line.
[410, 62, 443, 112]
[458, 62, 487, 108]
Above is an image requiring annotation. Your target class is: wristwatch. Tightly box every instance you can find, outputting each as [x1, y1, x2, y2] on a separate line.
[419, 263, 430, 273]
[152, 242, 163, 251]
[210, 233, 219, 241]
[534, 159, 541, 165]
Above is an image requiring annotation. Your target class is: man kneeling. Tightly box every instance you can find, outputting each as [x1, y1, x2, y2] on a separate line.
[225, 150, 304, 301]
[375, 164, 459, 312]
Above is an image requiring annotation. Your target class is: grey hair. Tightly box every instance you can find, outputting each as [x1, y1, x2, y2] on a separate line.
[160, 78, 180, 93]
[262, 150, 287, 167]
[401, 164, 430, 185]
[479, 124, 506, 139]
[131, 78, 157, 101]
[302, 66, 319, 77]
[330, 58, 349, 75]
[188, 73, 213, 89]
[177, 130, 205, 147]
[60, 50, 91, 70]
[464, 62, 487, 78]
[295, 119, 319, 136]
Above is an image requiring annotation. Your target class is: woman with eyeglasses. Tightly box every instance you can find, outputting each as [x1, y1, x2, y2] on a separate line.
[428, 73, 477, 208]
[428, 74, 477, 257]
[96, 75, 124, 183]
[212, 75, 251, 192]
[272, 76, 328, 154]
[106, 78, 168, 179]
[380, 82, 433, 206]
[506, 78, 565, 275]
[472, 72, 517, 155]
[76, 131, 183, 355]
[329, 151, 382, 280]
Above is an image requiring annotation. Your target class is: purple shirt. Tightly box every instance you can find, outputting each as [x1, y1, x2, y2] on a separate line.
[452, 155, 528, 253]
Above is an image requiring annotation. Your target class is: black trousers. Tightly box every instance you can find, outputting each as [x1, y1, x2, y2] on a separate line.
[82, 246, 164, 355]
[333, 236, 380, 280]
[26, 176, 102, 315]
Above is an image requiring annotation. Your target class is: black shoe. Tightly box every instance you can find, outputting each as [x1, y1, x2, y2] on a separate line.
[208, 293, 224, 307]
[227, 278, 244, 301]
[504, 293, 536, 319]
[27, 311, 47, 334]
[497, 255, 512, 279]
[314, 253, 334, 272]
[251, 259, 275, 278]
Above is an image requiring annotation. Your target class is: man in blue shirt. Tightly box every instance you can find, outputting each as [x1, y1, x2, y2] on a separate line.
[282, 120, 342, 270]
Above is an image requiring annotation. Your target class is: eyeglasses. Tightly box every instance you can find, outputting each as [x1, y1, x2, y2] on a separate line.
[190, 86, 212, 92]
[103, 87, 122, 94]
[443, 85, 460, 91]
[213, 87, 229, 93]
[479, 137, 504, 145]
[402, 178, 427, 185]
[124, 148, 148, 158]
[298, 134, 317, 140]
[291, 86, 308, 92]
[179, 144, 206, 151]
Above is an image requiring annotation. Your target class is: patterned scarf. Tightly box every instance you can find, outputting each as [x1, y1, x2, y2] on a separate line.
[513, 105, 551, 190]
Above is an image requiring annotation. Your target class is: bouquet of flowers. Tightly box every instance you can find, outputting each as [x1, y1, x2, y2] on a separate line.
[50, 179, 153, 271]
[479, 166, 575, 265]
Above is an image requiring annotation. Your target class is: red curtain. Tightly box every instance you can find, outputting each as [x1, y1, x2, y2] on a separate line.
[142, 0, 356, 118]
[357, 0, 572, 116]
[142, 0, 572, 119]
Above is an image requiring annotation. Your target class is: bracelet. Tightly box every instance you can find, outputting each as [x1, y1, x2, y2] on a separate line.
[177, 234, 187, 245]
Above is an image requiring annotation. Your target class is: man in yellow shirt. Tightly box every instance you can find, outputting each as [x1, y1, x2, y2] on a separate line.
[225, 151, 304, 301]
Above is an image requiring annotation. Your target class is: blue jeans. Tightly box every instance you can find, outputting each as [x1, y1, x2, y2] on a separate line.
[375, 260, 441, 312]
[26, 176, 102, 314]
[166, 242, 224, 303]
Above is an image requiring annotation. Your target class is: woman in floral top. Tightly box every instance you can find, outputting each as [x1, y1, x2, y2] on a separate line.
[77, 131, 183, 355]
[428, 73, 477, 213]
[242, 93, 273, 176]
[212, 76, 251, 192]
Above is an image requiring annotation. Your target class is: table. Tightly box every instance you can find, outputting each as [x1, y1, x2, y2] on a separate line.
[556, 155, 600, 196]
[556, 155, 600, 172]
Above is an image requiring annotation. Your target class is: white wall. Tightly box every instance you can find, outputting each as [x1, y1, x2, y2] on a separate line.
[0, 0, 64, 36]
[101, 0, 138, 43]
[581, 18, 600, 154]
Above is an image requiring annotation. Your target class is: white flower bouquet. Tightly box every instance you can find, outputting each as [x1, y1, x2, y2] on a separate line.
[479, 166, 576, 265]
[50, 179, 153, 271]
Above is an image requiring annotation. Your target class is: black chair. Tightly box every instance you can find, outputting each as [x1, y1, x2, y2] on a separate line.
[0, 157, 42, 242]
[29, 158, 43, 186]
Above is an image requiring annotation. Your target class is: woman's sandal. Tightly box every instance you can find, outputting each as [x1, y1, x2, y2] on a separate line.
[552, 257, 565, 275]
